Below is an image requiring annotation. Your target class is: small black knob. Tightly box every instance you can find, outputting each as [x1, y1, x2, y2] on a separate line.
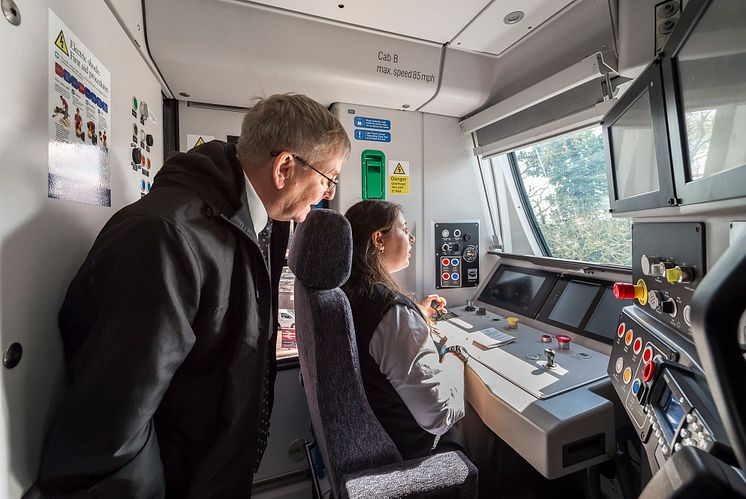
[464, 233, 472, 241]
[476, 307, 486, 316]
[146, 134, 154, 146]
[3, 343, 22, 369]
[132, 148, 142, 164]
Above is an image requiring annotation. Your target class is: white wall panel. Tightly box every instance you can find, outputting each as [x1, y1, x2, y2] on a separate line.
[0, 2, 163, 496]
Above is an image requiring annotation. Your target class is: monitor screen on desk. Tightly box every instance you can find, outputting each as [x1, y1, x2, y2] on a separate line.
[585, 287, 628, 340]
[478, 266, 553, 316]
[547, 281, 601, 328]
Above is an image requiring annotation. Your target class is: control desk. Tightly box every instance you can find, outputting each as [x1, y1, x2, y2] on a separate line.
[440, 255, 631, 479]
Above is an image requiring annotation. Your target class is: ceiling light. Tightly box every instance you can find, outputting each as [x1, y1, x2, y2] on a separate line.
[503, 11, 524, 24]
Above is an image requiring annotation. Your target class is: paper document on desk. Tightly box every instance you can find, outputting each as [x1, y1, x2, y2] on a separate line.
[472, 327, 515, 349]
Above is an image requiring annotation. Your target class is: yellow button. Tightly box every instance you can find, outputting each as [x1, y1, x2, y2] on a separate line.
[623, 367, 632, 384]
[507, 317, 519, 329]
[666, 267, 682, 283]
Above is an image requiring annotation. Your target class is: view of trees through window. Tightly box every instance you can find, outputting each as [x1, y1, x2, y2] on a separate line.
[513, 126, 632, 266]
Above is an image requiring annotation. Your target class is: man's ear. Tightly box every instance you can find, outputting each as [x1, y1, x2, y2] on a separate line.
[271, 152, 294, 189]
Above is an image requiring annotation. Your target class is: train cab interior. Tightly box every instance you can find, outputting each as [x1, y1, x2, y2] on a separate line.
[2, 0, 746, 497]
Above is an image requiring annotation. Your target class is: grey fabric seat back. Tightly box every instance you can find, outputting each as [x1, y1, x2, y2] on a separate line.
[288, 209, 403, 495]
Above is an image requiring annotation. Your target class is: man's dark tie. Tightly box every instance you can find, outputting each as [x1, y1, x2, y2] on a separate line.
[255, 219, 272, 471]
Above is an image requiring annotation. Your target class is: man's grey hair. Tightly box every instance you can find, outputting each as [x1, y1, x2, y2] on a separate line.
[237, 94, 351, 165]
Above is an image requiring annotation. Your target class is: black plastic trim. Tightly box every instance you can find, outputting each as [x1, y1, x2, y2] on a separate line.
[602, 60, 677, 212]
[691, 231, 746, 470]
[162, 96, 179, 160]
[661, 0, 746, 206]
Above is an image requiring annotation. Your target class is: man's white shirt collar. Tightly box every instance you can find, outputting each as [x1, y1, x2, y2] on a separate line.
[244, 171, 269, 236]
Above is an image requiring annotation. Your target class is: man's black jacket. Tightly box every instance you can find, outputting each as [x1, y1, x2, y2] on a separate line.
[37, 141, 290, 498]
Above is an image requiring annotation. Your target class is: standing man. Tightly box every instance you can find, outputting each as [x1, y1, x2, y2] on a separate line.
[36, 94, 350, 498]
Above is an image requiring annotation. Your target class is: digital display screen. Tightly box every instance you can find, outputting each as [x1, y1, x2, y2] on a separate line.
[585, 288, 629, 340]
[658, 386, 686, 434]
[478, 268, 548, 315]
[547, 281, 600, 328]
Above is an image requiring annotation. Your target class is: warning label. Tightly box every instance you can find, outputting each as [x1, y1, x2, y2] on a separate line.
[187, 134, 215, 150]
[389, 160, 410, 195]
[48, 9, 111, 207]
[54, 30, 69, 56]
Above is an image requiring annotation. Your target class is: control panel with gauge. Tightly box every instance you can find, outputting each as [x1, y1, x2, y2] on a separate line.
[434, 222, 479, 289]
[614, 222, 706, 337]
[608, 222, 733, 473]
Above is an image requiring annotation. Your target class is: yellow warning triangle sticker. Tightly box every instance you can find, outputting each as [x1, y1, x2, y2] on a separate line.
[194, 137, 205, 147]
[393, 163, 406, 175]
[54, 30, 69, 57]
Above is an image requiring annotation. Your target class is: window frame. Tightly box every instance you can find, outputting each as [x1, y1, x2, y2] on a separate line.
[509, 125, 632, 268]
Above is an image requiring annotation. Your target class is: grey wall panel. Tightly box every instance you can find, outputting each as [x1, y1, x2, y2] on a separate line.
[422, 114, 497, 304]
[178, 102, 245, 152]
[418, 48, 499, 117]
[0, 2, 163, 496]
[331, 103, 424, 296]
[145, 0, 442, 112]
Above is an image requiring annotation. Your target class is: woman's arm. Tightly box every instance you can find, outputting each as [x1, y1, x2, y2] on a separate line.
[369, 305, 465, 435]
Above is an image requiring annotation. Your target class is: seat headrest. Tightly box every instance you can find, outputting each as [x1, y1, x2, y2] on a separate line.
[288, 209, 352, 290]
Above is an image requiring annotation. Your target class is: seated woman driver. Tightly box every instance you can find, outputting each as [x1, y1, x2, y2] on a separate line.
[342, 200, 542, 498]
[342, 199, 464, 459]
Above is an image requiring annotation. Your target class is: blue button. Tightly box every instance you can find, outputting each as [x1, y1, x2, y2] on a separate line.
[452, 273, 460, 280]
[451, 258, 460, 266]
[632, 379, 641, 394]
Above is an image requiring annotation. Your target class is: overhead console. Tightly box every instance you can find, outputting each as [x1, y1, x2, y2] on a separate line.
[603, 0, 746, 213]
[437, 254, 631, 479]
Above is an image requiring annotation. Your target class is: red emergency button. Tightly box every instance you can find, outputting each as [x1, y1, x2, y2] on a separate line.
[617, 323, 625, 338]
[642, 360, 656, 383]
[643, 345, 653, 363]
[633, 337, 643, 354]
[556, 335, 571, 350]
[442, 272, 450, 280]
[442, 258, 450, 266]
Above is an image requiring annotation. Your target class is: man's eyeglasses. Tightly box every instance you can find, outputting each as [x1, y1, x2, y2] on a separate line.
[271, 151, 339, 191]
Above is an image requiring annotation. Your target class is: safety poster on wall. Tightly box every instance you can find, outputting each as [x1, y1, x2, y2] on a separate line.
[48, 9, 112, 207]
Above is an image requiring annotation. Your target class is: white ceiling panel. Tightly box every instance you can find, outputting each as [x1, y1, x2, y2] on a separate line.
[236, 0, 491, 42]
[452, 0, 576, 55]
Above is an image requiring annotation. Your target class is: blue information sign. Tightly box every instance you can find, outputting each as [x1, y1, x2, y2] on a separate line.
[354, 129, 391, 142]
[354, 116, 391, 130]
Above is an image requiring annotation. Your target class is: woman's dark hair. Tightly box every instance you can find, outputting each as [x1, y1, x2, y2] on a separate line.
[343, 200, 403, 296]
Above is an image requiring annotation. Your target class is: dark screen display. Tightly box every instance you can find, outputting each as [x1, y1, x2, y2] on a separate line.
[478, 269, 547, 314]
[585, 288, 629, 340]
[548, 281, 600, 328]
[658, 386, 686, 434]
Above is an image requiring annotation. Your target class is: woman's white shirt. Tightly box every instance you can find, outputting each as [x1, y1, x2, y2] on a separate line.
[368, 304, 465, 435]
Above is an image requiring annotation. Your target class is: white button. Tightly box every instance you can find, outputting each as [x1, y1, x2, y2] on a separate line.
[686, 413, 695, 423]
[683, 438, 695, 446]
[655, 430, 661, 438]
[691, 423, 703, 432]
[662, 445, 670, 456]
[674, 443, 683, 452]
[658, 437, 666, 446]
[680, 429, 690, 438]
[615, 357, 624, 373]
[651, 423, 659, 431]
[698, 440, 708, 450]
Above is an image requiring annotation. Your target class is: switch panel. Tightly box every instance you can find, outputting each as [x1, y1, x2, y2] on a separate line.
[435, 222, 479, 289]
